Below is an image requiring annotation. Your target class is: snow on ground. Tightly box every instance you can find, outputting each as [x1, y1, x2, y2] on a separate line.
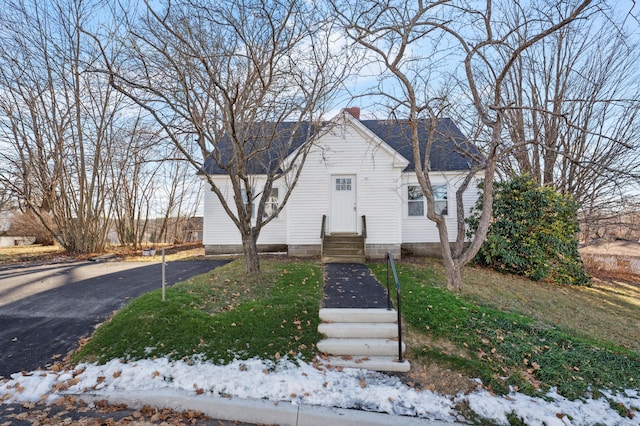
[1, 357, 639, 425]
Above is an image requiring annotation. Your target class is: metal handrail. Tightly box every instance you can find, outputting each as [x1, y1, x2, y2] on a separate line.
[386, 251, 404, 363]
[320, 215, 326, 238]
[361, 215, 367, 239]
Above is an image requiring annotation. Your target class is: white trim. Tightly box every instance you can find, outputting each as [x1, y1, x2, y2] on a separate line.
[403, 182, 449, 218]
[262, 186, 280, 220]
[283, 109, 410, 171]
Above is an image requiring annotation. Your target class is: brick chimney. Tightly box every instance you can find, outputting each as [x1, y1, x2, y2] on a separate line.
[344, 107, 360, 119]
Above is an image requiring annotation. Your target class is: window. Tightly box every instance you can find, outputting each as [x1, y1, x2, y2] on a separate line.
[407, 185, 424, 216]
[433, 185, 448, 215]
[407, 184, 448, 216]
[335, 177, 352, 191]
[240, 187, 255, 219]
[263, 188, 279, 219]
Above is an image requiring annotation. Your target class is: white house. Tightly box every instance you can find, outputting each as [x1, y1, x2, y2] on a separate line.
[202, 108, 482, 259]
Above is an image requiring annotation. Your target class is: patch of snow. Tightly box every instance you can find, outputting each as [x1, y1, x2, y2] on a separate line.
[464, 388, 639, 425]
[1, 357, 638, 425]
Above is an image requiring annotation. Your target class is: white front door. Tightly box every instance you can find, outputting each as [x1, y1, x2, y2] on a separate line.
[330, 175, 357, 233]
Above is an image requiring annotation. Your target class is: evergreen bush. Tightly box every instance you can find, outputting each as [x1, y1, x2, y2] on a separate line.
[467, 175, 590, 285]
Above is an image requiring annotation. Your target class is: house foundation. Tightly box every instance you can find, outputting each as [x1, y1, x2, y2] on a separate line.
[205, 242, 461, 260]
[287, 244, 321, 257]
[365, 243, 401, 259]
[204, 244, 287, 256]
[401, 242, 446, 258]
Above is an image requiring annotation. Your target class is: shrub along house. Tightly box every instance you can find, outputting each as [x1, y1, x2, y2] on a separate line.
[202, 108, 482, 261]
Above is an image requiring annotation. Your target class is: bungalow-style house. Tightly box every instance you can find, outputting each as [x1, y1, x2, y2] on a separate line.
[202, 108, 482, 260]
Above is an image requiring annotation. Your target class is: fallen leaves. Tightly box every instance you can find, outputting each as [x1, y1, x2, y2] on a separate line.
[2, 397, 215, 425]
[51, 377, 80, 392]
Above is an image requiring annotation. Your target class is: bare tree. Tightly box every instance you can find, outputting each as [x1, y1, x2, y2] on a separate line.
[105, 110, 202, 249]
[334, 0, 598, 290]
[0, 0, 210, 253]
[153, 148, 202, 245]
[95, 0, 350, 272]
[0, 0, 127, 252]
[106, 116, 163, 249]
[0, 182, 15, 217]
[500, 10, 640, 240]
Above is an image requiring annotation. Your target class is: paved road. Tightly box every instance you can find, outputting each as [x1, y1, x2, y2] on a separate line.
[0, 259, 229, 378]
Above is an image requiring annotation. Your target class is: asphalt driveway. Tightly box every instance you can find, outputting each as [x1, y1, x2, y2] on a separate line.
[0, 259, 229, 378]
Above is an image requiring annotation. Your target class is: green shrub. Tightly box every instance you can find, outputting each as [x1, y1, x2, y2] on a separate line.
[467, 175, 590, 285]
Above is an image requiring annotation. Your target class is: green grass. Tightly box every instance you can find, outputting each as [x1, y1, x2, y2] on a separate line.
[74, 258, 323, 365]
[370, 262, 640, 399]
[73, 254, 638, 402]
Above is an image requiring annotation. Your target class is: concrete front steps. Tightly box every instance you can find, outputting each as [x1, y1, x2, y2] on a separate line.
[322, 234, 365, 263]
[317, 308, 410, 373]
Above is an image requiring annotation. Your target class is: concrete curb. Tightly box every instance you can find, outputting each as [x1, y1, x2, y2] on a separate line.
[78, 391, 457, 426]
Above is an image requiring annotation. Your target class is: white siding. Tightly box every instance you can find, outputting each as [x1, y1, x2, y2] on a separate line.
[202, 114, 481, 249]
[257, 181, 288, 245]
[202, 175, 288, 246]
[287, 124, 405, 245]
[401, 172, 481, 243]
[203, 176, 239, 245]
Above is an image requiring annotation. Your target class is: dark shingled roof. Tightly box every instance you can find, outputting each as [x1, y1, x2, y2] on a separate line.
[201, 122, 317, 175]
[360, 118, 479, 172]
[202, 117, 480, 174]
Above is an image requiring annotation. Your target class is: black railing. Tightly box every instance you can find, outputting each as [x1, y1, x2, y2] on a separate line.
[361, 215, 367, 239]
[386, 251, 404, 363]
[320, 215, 327, 238]
[320, 215, 327, 256]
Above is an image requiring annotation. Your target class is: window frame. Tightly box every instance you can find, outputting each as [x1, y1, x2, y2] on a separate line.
[433, 185, 448, 216]
[262, 187, 279, 220]
[335, 177, 352, 191]
[407, 185, 425, 217]
[240, 186, 256, 219]
[406, 184, 448, 217]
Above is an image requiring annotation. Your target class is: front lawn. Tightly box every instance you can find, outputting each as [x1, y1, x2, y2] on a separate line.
[74, 258, 323, 365]
[370, 261, 640, 400]
[74, 255, 639, 403]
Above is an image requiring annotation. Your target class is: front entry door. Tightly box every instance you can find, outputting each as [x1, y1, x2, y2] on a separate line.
[330, 175, 357, 233]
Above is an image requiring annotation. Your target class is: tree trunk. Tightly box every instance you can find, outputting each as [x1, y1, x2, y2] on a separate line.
[241, 230, 260, 274]
[437, 221, 463, 292]
[443, 257, 463, 292]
